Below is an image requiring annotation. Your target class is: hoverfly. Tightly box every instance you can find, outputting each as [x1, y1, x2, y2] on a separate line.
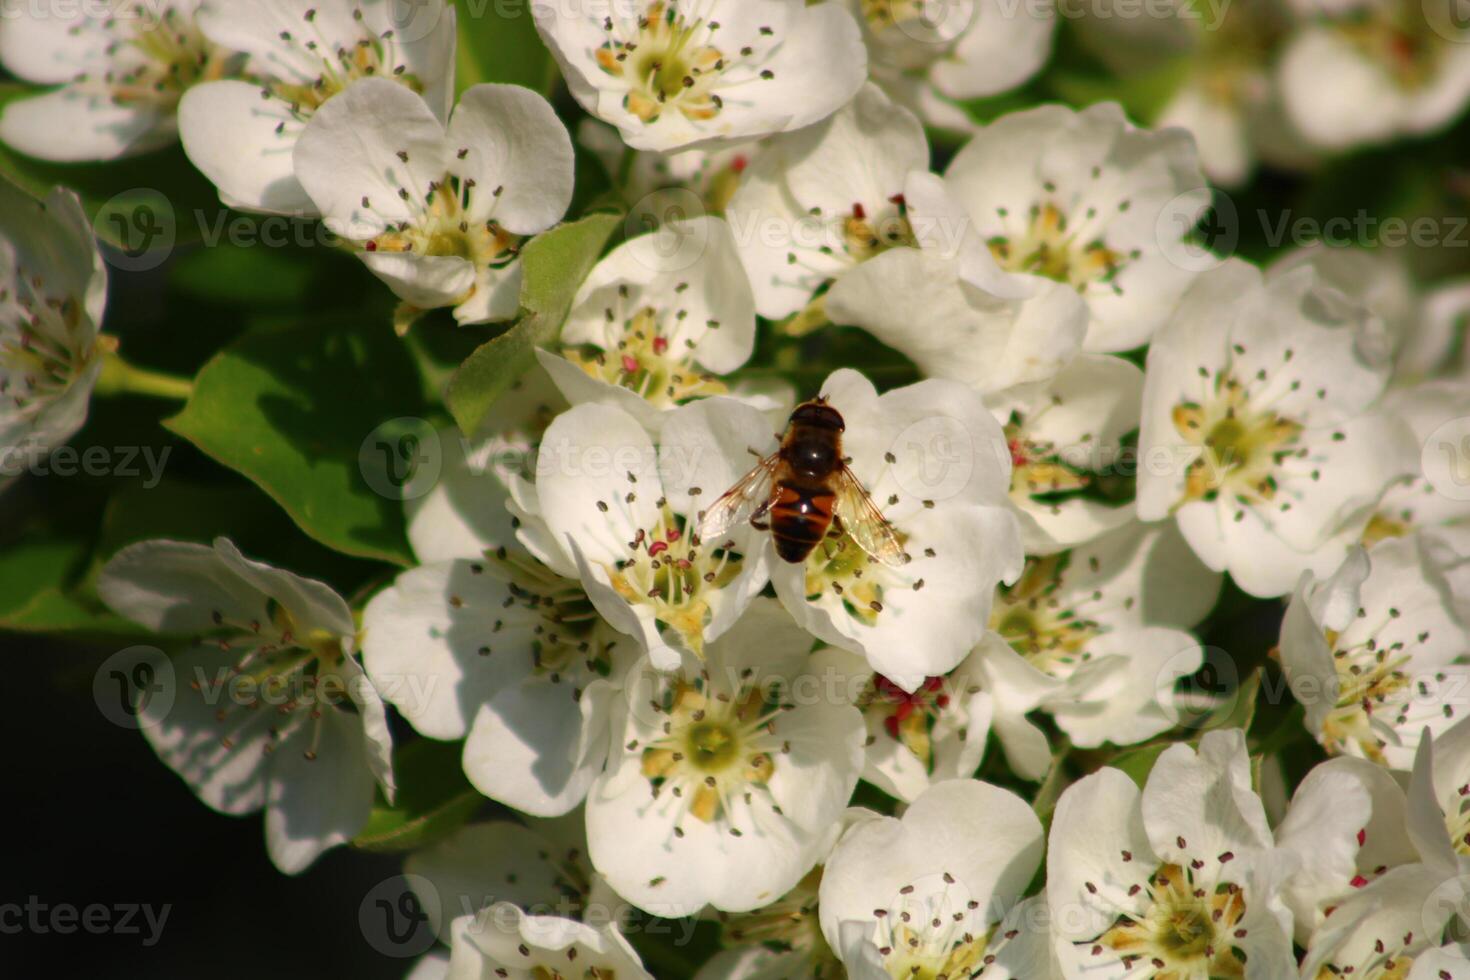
[697, 398, 909, 566]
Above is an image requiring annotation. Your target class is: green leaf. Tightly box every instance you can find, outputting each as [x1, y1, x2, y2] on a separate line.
[453, 0, 556, 95]
[165, 316, 430, 566]
[168, 241, 318, 307]
[353, 739, 484, 853]
[90, 478, 379, 592]
[0, 538, 141, 636]
[1109, 742, 1170, 789]
[446, 212, 621, 435]
[0, 83, 224, 251]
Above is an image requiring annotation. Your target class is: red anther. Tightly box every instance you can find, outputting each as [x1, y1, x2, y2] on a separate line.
[665, 528, 682, 542]
[621, 354, 639, 374]
[648, 541, 669, 557]
[731, 155, 748, 174]
[936, 695, 950, 709]
[675, 558, 692, 569]
[365, 240, 378, 252]
[1356, 828, 1366, 847]
[1008, 439, 1028, 468]
[921, 676, 944, 692]
[852, 202, 866, 220]
[1350, 875, 1368, 888]
[889, 193, 906, 207]
[884, 715, 901, 739]
[874, 674, 905, 699]
[653, 336, 669, 354]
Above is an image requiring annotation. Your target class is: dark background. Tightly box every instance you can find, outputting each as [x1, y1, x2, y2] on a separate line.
[4, 7, 1470, 978]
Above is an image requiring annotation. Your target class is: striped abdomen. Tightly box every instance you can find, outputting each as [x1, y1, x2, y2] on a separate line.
[770, 481, 835, 563]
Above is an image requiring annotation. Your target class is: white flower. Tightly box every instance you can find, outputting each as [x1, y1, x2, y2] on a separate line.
[1046, 729, 1298, 978]
[991, 522, 1221, 751]
[1136, 259, 1415, 598]
[526, 397, 774, 669]
[537, 216, 758, 433]
[362, 549, 633, 817]
[827, 257, 1091, 404]
[178, 0, 457, 214]
[405, 365, 566, 565]
[943, 103, 1208, 353]
[1274, 755, 1417, 943]
[444, 903, 652, 980]
[1405, 713, 1470, 877]
[818, 780, 1051, 980]
[768, 369, 1023, 691]
[1280, 535, 1470, 770]
[534, 0, 868, 153]
[1372, 381, 1470, 555]
[1279, 0, 1470, 151]
[1300, 863, 1469, 980]
[1410, 946, 1470, 979]
[406, 817, 628, 941]
[821, 168, 1091, 401]
[585, 599, 865, 916]
[405, 952, 449, 980]
[1000, 353, 1143, 554]
[853, 0, 1056, 129]
[725, 82, 929, 323]
[1, 180, 109, 466]
[811, 635, 1057, 798]
[1299, 722, 1470, 977]
[0, 0, 229, 161]
[293, 78, 574, 324]
[96, 538, 394, 874]
[1265, 247, 1470, 390]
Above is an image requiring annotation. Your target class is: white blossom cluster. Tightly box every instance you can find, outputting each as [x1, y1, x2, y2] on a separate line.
[6, 0, 1470, 977]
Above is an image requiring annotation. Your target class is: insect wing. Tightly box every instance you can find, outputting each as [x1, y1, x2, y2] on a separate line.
[833, 466, 908, 567]
[697, 454, 782, 543]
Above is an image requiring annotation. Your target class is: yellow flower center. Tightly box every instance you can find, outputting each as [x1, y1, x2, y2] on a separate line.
[565, 303, 728, 409]
[640, 680, 778, 825]
[805, 528, 890, 626]
[989, 556, 1100, 679]
[596, 1, 733, 124]
[1097, 863, 1246, 978]
[365, 178, 521, 301]
[989, 203, 1127, 291]
[1337, 1, 1446, 90]
[1, 274, 99, 420]
[106, 5, 230, 109]
[1172, 373, 1303, 505]
[609, 503, 743, 657]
